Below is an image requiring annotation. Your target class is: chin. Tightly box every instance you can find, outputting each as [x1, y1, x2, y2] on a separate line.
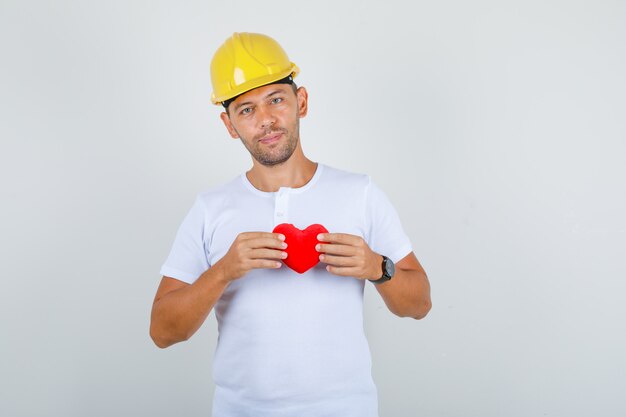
[257, 156, 291, 167]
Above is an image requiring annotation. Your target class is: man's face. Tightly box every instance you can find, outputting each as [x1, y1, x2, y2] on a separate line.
[220, 83, 308, 167]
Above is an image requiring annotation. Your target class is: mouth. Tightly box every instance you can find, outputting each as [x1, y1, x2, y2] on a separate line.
[258, 132, 283, 145]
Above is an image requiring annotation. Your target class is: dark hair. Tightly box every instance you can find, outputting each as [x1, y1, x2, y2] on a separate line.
[223, 75, 297, 113]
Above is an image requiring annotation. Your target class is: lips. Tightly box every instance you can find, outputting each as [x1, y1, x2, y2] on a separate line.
[258, 132, 283, 145]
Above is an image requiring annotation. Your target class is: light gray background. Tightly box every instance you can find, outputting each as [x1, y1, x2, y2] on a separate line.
[1, 1, 625, 416]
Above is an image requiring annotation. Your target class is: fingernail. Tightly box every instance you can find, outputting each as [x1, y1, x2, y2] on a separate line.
[275, 262, 282, 268]
[315, 244, 321, 251]
[317, 234, 324, 240]
[282, 242, 288, 249]
[282, 252, 288, 259]
[319, 254, 324, 261]
[278, 234, 285, 241]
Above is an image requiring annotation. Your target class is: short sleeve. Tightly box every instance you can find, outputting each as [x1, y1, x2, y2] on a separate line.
[365, 178, 413, 264]
[160, 196, 211, 284]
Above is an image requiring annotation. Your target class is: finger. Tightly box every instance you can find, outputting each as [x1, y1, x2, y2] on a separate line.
[240, 232, 286, 242]
[315, 243, 355, 256]
[248, 237, 289, 250]
[319, 254, 354, 267]
[325, 265, 360, 277]
[317, 233, 358, 244]
[249, 248, 288, 260]
[249, 259, 283, 269]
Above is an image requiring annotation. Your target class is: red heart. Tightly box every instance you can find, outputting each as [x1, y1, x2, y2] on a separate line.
[272, 223, 329, 274]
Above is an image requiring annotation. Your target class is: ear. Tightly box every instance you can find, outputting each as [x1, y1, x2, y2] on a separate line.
[296, 87, 308, 118]
[220, 112, 240, 139]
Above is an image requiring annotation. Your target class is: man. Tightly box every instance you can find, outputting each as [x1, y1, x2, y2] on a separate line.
[150, 32, 431, 417]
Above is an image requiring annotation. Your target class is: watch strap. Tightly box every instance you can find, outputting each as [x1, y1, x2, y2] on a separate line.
[368, 255, 393, 285]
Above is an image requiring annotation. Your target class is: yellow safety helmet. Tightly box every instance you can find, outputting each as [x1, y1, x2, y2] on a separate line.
[210, 32, 300, 106]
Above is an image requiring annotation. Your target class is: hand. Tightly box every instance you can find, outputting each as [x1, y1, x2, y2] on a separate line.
[316, 233, 382, 280]
[218, 232, 288, 281]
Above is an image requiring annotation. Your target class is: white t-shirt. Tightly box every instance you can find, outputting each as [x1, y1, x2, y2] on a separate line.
[160, 163, 412, 417]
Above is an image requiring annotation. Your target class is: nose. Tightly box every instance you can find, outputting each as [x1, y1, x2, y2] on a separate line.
[256, 105, 276, 129]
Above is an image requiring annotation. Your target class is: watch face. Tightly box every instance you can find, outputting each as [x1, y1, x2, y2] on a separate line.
[384, 257, 395, 277]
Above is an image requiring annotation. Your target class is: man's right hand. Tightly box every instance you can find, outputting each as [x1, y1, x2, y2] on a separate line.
[218, 232, 288, 281]
[150, 231, 287, 348]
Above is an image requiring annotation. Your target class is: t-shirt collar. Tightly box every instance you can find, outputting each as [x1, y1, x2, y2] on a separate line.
[240, 163, 324, 197]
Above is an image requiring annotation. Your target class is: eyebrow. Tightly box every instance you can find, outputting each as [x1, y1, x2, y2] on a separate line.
[233, 89, 285, 112]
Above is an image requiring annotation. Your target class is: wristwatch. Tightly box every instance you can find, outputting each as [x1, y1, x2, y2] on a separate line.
[368, 255, 395, 285]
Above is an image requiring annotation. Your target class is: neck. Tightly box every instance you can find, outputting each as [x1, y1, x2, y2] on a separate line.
[246, 147, 317, 192]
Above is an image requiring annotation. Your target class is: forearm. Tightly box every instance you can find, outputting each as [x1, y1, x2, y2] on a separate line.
[374, 267, 431, 319]
[150, 262, 230, 348]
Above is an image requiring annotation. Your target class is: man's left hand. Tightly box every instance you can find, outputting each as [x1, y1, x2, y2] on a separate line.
[316, 233, 382, 280]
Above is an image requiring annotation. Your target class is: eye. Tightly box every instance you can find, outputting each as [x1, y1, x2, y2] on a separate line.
[271, 97, 283, 104]
[240, 107, 253, 115]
